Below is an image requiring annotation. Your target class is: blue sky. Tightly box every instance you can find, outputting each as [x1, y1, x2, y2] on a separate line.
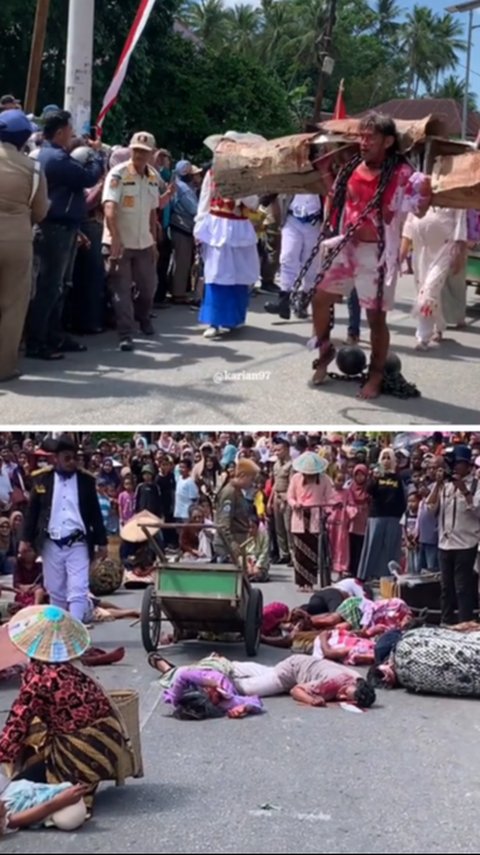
[222, 0, 480, 101]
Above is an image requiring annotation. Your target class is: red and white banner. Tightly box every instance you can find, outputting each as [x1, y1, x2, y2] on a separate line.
[96, 0, 157, 135]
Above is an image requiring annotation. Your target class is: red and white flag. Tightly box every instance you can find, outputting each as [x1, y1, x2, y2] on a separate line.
[334, 79, 347, 120]
[96, 0, 157, 135]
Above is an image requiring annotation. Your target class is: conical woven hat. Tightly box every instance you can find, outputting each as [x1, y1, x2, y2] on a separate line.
[292, 451, 328, 476]
[121, 510, 163, 543]
[8, 605, 90, 663]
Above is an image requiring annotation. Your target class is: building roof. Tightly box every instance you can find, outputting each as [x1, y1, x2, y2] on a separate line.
[356, 98, 480, 139]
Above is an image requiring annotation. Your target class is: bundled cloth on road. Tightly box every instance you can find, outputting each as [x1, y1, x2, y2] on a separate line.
[394, 626, 480, 697]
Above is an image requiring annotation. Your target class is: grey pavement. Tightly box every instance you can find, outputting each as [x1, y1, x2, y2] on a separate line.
[2, 276, 480, 426]
[3, 566, 480, 854]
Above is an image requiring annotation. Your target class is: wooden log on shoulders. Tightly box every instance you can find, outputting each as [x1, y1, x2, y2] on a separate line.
[213, 133, 316, 198]
[431, 151, 480, 209]
[213, 133, 358, 197]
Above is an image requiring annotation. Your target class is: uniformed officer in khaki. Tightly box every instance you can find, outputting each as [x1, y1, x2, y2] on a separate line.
[0, 110, 49, 381]
[215, 458, 260, 562]
[102, 131, 173, 352]
[268, 437, 293, 563]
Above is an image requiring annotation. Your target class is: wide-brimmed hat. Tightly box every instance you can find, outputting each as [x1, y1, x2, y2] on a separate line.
[121, 510, 162, 543]
[293, 451, 328, 476]
[8, 605, 90, 663]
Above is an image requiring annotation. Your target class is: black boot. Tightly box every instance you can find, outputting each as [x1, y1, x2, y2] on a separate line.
[264, 291, 290, 320]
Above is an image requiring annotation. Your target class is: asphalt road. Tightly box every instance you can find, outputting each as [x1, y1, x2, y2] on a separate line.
[2, 276, 480, 426]
[2, 567, 480, 854]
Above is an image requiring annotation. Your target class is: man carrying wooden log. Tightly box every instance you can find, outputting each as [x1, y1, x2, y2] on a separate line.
[309, 112, 429, 398]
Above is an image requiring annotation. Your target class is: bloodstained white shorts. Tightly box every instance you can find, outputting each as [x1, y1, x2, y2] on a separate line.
[317, 239, 396, 312]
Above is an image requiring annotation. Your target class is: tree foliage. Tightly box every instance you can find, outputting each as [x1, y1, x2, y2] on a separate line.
[0, 0, 474, 159]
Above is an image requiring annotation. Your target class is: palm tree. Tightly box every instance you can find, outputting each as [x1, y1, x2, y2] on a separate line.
[259, 0, 296, 69]
[434, 74, 477, 111]
[183, 0, 229, 49]
[427, 14, 465, 92]
[226, 4, 261, 56]
[372, 0, 402, 42]
[400, 5, 437, 97]
[286, 0, 326, 67]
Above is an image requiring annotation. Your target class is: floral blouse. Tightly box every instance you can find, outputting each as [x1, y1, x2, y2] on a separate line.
[0, 661, 112, 763]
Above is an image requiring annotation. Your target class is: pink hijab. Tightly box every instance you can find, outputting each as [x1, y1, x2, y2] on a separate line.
[262, 602, 289, 635]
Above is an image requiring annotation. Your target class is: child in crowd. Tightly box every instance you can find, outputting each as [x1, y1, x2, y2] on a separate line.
[106, 485, 119, 536]
[135, 465, 163, 517]
[416, 478, 439, 571]
[118, 474, 136, 527]
[246, 515, 270, 582]
[328, 472, 350, 576]
[96, 478, 111, 531]
[401, 489, 420, 575]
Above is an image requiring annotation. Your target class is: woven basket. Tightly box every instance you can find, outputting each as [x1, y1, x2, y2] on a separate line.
[108, 689, 144, 779]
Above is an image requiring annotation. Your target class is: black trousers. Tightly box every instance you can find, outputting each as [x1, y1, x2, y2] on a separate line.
[438, 546, 478, 624]
[349, 532, 365, 578]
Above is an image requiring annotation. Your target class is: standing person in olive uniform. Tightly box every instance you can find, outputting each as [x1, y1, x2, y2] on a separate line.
[215, 459, 260, 562]
[0, 110, 49, 381]
[268, 438, 293, 564]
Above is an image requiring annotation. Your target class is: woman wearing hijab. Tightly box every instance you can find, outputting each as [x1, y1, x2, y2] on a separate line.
[357, 448, 406, 582]
[346, 464, 370, 577]
[0, 606, 139, 814]
[287, 451, 336, 591]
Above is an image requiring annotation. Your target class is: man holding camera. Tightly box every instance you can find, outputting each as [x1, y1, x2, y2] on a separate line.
[428, 446, 480, 624]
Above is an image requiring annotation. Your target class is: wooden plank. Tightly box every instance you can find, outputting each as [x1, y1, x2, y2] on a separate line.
[431, 151, 480, 209]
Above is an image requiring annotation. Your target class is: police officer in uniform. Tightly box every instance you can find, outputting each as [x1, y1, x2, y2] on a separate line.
[102, 131, 174, 352]
[0, 110, 49, 381]
[215, 458, 260, 562]
[19, 436, 108, 622]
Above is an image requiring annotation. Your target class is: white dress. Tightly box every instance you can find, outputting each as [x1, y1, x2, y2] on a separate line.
[194, 170, 259, 286]
[403, 207, 467, 341]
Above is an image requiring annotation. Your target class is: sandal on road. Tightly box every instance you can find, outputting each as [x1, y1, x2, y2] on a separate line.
[148, 652, 176, 674]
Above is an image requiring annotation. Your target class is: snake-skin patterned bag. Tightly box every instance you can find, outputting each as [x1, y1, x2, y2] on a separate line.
[394, 627, 480, 696]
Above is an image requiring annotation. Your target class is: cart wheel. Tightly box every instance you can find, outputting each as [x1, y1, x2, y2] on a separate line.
[141, 585, 161, 653]
[245, 587, 263, 657]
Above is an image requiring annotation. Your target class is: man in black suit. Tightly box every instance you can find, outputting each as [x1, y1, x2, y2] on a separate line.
[19, 435, 108, 622]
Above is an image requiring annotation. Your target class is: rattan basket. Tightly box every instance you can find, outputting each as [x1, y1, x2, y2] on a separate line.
[108, 689, 144, 779]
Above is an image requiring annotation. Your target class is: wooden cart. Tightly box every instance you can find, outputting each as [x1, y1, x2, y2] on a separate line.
[139, 523, 263, 657]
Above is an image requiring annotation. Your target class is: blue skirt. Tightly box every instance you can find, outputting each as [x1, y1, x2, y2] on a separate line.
[199, 284, 249, 329]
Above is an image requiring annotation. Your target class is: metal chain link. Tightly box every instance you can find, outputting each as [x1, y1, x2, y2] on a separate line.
[324, 371, 421, 399]
[289, 185, 384, 316]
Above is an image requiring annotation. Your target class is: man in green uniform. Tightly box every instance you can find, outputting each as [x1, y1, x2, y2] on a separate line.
[215, 458, 260, 562]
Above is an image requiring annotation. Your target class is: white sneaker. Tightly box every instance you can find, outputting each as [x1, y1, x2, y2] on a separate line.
[415, 340, 429, 351]
[203, 326, 220, 339]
